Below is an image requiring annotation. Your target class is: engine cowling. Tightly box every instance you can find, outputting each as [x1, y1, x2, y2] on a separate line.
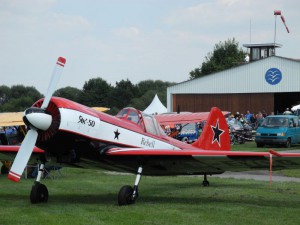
[23, 107, 52, 131]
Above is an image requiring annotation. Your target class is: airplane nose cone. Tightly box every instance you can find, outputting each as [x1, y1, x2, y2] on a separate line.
[23, 107, 52, 131]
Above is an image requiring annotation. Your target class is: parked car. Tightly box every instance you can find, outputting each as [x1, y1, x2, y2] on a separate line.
[176, 122, 201, 143]
[255, 115, 300, 147]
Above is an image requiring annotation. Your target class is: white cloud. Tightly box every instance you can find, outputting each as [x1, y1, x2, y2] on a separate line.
[44, 13, 92, 32]
[164, 0, 286, 28]
[112, 26, 141, 39]
[1, 0, 57, 14]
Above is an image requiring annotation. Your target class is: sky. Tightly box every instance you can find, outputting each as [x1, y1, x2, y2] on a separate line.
[1, 0, 300, 95]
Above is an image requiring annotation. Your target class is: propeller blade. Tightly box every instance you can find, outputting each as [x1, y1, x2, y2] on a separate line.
[41, 57, 66, 109]
[8, 129, 38, 182]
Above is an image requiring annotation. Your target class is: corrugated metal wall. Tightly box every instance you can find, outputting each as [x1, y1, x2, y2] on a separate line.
[167, 56, 300, 113]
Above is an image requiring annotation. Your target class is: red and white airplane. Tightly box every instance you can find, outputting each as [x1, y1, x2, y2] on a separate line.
[1, 57, 300, 206]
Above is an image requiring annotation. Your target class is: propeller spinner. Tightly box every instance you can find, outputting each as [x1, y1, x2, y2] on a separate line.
[8, 57, 66, 182]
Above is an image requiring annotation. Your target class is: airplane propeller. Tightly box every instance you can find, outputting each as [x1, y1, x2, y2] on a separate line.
[8, 57, 66, 182]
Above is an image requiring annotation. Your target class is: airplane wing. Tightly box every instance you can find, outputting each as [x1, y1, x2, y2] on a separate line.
[103, 148, 300, 175]
[91, 107, 110, 112]
[155, 111, 230, 125]
[0, 112, 24, 126]
[0, 145, 44, 162]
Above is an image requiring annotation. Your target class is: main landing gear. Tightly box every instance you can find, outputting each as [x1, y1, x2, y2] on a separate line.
[30, 163, 49, 204]
[118, 166, 143, 206]
[202, 174, 210, 187]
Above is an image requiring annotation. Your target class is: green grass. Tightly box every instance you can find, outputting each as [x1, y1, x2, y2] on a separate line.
[0, 141, 300, 224]
[231, 140, 300, 151]
[231, 141, 300, 178]
[0, 167, 300, 225]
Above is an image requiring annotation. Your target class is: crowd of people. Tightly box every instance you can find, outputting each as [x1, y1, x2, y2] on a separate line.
[226, 108, 295, 130]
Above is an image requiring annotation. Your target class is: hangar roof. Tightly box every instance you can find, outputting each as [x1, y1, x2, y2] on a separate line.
[243, 43, 282, 48]
[168, 56, 300, 95]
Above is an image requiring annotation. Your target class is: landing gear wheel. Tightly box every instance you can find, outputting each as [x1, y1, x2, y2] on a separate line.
[202, 174, 210, 187]
[118, 185, 135, 206]
[202, 180, 210, 187]
[285, 138, 291, 148]
[30, 183, 48, 204]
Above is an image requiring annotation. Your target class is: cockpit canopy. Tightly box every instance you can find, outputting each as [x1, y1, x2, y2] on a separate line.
[116, 107, 166, 136]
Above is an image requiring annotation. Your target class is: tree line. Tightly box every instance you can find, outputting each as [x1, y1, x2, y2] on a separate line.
[0, 79, 175, 115]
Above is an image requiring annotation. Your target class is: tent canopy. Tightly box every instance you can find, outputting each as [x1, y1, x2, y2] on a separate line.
[0, 112, 24, 126]
[143, 94, 167, 115]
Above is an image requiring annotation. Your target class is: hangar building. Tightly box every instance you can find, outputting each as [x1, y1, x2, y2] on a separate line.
[167, 43, 300, 115]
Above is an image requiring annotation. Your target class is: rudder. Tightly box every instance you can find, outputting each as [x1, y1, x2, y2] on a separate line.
[192, 107, 230, 150]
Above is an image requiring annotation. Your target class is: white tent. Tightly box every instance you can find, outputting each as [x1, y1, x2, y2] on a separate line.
[143, 94, 167, 115]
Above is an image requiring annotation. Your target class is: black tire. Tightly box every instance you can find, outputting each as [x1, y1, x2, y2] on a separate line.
[1, 165, 9, 174]
[30, 183, 48, 204]
[118, 185, 134, 206]
[285, 138, 291, 148]
[202, 180, 210, 187]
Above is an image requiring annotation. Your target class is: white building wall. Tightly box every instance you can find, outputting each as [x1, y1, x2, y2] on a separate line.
[167, 56, 300, 111]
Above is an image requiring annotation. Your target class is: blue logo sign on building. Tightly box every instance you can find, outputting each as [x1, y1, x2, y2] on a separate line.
[265, 68, 282, 85]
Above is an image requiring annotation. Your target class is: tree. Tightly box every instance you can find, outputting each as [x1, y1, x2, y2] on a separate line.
[0, 78, 175, 113]
[10, 85, 42, 101]
[0, 85, 42, 112]
[109, 79, 139, 109]
[0, 85, 11, 106]
[1, 96, 34, 112]
[129, 80, 175, 110]
[189, 38, 246, 79]
[137, 80, 175, 98]
[54, 86, 82, 102]
[78, 78, 112, 107]
[130, 90, 158, 111]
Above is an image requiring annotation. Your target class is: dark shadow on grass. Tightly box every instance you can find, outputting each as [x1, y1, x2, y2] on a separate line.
[139, 194, 299, 208]
[49, 193, 118, 205]
[142, 179, 267, 191]
[32, 191, 300, 209]
[1, 176, 298, 208]
[1, 187, 298, 209]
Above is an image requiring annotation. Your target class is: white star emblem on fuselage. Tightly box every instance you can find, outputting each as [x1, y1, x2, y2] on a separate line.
[210, 119, 224, 146]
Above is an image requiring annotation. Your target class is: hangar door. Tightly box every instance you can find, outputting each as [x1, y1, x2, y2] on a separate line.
[274, 92, 300, 114]
[172, 93, 274, 115]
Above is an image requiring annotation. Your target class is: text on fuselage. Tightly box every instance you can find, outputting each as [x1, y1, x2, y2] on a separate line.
[78, 115, 96, 127]
[141, 137, 155, 148]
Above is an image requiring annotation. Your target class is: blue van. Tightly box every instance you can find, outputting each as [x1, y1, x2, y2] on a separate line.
[255, 115, 300, 147]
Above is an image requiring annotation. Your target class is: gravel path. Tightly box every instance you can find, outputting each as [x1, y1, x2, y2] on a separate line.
[214, 150, 300, 182]
[215, 170, 300, 182]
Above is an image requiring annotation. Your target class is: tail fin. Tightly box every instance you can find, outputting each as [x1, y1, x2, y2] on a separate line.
[192, 107, 230, 151]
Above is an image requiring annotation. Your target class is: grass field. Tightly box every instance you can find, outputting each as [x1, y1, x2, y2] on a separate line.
[231, 140, 300, 152]
[0, 141, 300, 225]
